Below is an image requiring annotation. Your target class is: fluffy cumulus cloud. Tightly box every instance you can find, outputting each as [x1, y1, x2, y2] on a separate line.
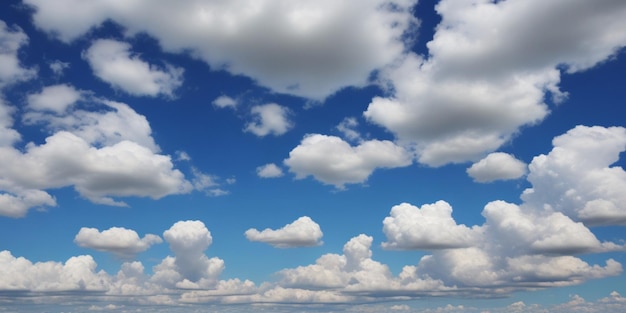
[26, 84, 82, 113]
[245, 216, 323, 248]
[24, 0, 417, 100]
[83, 39, 184, 97]
[382, 201, 478, 250]
[467, 152, 527, 183]
[284, 134, 412, 188]
[0, 89, 195, 217]
[161, 220, 224, 288]
[244, 103, 292, 137]
[256, 163, 284, 178]
[74, 227, 163, 258]
[365, 0, 626, 166]
[522, 126, 626, 225]
[0, 21, 36, 88]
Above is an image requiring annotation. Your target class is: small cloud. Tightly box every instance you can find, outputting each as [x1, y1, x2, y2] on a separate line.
[49, 60, 70, 77]
[175, 151, 191, 161]
[336, 117, 361, 142]
[467, 152, 527, 183]
[83, 39, 184, 97]
[245, 216, 323, 248]
[212, 95, 237, 109]
[256, 163, 284, 178]
[244, 103, 293, 137]
[26, 84, 82, 114]
[74, 226, 162, 258]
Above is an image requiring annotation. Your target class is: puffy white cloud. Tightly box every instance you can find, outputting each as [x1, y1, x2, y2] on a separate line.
[0, 189, 56, 218]
[0, 98, 21, 147]
[284, 134, 412, 188]
[83, 39, 184, 97]
[382, 201, 478, 250]
[256, 163, 283, 178]
[0, 250, 110, 292]
[365, 0, 626, 166]
[212, 95, 237, 109]
[74, 227, 163, 258]
[245, 216, 323, 248]
[467, 152, 527, 183]
[27, 84, 82, 114]
[0, 21, 36, 88]
[162, 220, 224, 286]
[244, 103, 292, 137]
[522, 126, 626, 225]
[25, 0, 417, 100]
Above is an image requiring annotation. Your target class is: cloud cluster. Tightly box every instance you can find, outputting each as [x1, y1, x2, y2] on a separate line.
[0, 83, 196, 217]
[25, 0, 418, 100]
[74, 227, 162, 258]
[84, 39, 184, 97]
[365, 0, 626, 166]
[245, 216, 323, 248]
[284, 134, 412, 188]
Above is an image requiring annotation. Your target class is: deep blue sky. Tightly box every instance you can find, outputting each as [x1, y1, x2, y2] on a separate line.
[1, 0, 625, 312]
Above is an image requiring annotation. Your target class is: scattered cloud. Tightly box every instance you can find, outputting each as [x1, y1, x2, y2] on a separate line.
[244, 103, 292, 137]
[245, 216, 323, 248]
[336, 117, 362, 142]
[212, 95, 237, 109]
[467, 152, 527, 183]
[0, 20, 36, 88]
[74, 227, 163, 258]
[256, 163, 284, 178]
[83, 39, 184, 97]
[26, 84, 82, 114]
[49, 60, 70, 76]
[284, 134, 412, 188]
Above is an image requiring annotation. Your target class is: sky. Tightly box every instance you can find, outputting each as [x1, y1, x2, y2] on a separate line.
[0, 0, 626, 312]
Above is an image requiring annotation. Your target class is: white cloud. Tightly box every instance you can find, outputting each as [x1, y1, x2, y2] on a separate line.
[25, 0, 417, 100]
[49, 60, 70, 76]
[522, 126, 626, 225]
[284, 134, 412, 188]
[467, 152, 527, 183]
[27, 84, 82, 114]
[74, 227, 163, 258]
[212, 95, 237, 109]
[162, 220, 224, 287]
[256, 163, 283, 178]
[336, 117, 361, 142]
[244, 103, 292, 137]
[245, 216, 323, 248]
[365, 0, 626, 166]
[0, 250, 110, 292]
[382, 201, 478, 250]
[0, 21, 36, 88]
[83, 39, 184, 97]
[0, 97, 21, 147]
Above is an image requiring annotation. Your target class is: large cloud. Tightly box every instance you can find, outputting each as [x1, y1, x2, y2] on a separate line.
[284, 134, 412, 188]
[364, 0, 626, 166]
[83, 39, 184, 97]
[522, 126, 626, 225]
[25, 0, 418, 100]
[245, 216, 323, 248]
[74, 227, 163, 258]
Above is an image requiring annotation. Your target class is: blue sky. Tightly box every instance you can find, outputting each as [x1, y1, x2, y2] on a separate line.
[1, 0, 626, 312]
